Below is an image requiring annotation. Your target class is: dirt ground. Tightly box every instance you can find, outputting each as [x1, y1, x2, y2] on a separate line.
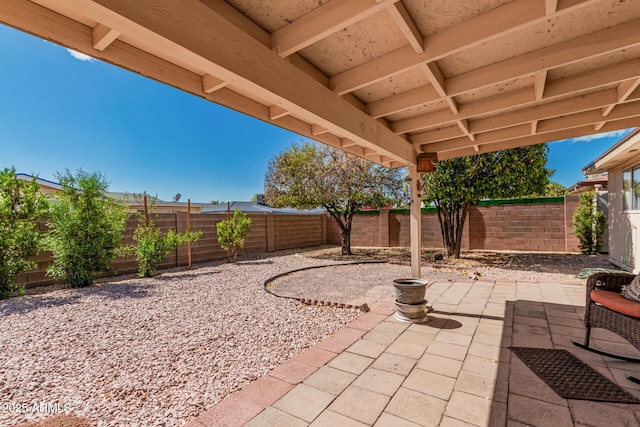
[266, 246, 622, 309]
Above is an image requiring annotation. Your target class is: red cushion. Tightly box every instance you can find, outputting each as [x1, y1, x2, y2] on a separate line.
[590, 290, 640, 319]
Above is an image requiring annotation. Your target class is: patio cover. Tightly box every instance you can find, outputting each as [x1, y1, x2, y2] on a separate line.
[2, 0, 640, 275]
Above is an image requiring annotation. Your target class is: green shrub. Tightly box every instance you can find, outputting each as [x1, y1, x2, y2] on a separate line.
[572, 190, 607, 255]
[216, 209, 252, 262]
[0, 167, 48, 298]
[130, 194, 201, 277]
[44, 170, 129, 287]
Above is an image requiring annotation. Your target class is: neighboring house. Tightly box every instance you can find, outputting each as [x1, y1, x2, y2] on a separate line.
[566, 174, 608, 194]
[16, 173, 214, 213]
[201, 201, 326, 215]
[583, 128, 640, 272]
[16, 173, 62, 195]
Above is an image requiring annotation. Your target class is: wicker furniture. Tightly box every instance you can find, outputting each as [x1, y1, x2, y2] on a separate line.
[573, 272, 640, 383]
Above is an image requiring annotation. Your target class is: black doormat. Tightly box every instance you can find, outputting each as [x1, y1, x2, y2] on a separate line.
[510, 347, 640, 403]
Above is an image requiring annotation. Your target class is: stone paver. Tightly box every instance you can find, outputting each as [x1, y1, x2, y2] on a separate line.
[245, 407, 308, 427]
[328, 385, 390, 425]
[272, 384, 334, 423]
[347, 339, 388, 359]
[309, 410, 368, 427]
[385, 387, 447, 426]
[385, 339, 428, 359]
[373, 412, 422, 427]
[371, 352, 416, 376]
[507, 394, 573, 427]
[352, 367, 404, 396]
[303, 365, 357, 395]
[327, 351, 374, 375]
[192, 279, 640, 427]
[403, 368, 455, 401]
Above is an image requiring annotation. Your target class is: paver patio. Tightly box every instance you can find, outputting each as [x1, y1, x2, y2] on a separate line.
[186, 279, 640, 426]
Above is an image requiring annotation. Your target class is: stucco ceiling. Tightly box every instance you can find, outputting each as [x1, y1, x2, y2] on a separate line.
[2, 0, 640, 167]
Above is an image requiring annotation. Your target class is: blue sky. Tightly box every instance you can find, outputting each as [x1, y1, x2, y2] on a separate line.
[0, 24, 634, 203]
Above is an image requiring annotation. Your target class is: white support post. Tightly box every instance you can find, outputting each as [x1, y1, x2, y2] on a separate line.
[409, 165, 422, 278]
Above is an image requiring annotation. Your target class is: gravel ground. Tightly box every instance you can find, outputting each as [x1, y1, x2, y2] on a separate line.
[0, 246, 620, 426]
[0, 251, 361, 427]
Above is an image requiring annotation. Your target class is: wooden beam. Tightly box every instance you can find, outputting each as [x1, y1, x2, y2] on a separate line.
[202, 74, 226, 93]
[457, 119, 475, 142]
[83, 0, 415, 164]
[311, 124, 329, 135]
[469, 89, 617, 134]
[420, 61, 459, 114]
[603, 78, 640, 117]
[92, 23, 120, 51]
[270, 0, 396, 57]
[393, 107, 456, 134]
[545, 0, 559, 15]
[534, 70, 547, 100]
[410, 125, 465, 145]
[387, 1, 423, 53]
[409, 164, 422, 278]
[269, 105, 290, 120]
[330, 0, 555, 94]
[437, 116, 640, 160]
[367, 84, 439, 118]
[420, 123, 532, 152]
[372, 57, 640, 121]
[447, 19, 640, 97]
[341, 138, 359, 147]
[544, 57, 640, 98]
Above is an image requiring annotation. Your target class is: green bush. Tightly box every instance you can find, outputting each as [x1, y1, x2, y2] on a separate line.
[0, 167, 48, 298]
[572, 190, 607, 255]
[44, 170, 129, 287]
[216, 209, 252, 262]
[130, 195, 202, 277]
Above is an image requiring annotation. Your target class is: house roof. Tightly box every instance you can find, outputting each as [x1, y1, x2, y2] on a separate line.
[567, 173, 608, 194]
[3, 0, 640, 166]
[201, 201, 326, 215]
[16, 173, 62, 191]
[584, 128, 640, 174]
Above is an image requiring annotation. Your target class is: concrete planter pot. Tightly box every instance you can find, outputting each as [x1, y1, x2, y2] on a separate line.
[393, 278, 427, 304]
[394, 300, 430, 324]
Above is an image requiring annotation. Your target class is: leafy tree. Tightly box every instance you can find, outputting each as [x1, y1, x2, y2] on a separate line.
[264, 141, 404, 255]
[0, 168, 48, 298]
[129, 194, 202, 277]
[422, 144, 549, 258]
[211, 200, 223, 205]
[573, 190, 607, 254]
[44, 170, 129, 287]
[542, 181, 568, 196]
[216, 208, 252, 262]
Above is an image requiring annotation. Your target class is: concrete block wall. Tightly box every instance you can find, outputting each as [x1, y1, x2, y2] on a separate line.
[334, 197, 582, 253]
[273, 214, 325, 250]
[17, 212, 329, 289]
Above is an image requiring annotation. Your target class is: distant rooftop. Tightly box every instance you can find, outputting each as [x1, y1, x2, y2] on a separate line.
[202, 201, 326, 215]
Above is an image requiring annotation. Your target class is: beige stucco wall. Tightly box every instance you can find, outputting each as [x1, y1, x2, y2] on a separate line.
[608, 168, 640, 272]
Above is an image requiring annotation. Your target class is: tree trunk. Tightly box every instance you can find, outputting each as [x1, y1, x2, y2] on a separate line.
[326, 206, 354, 256]
[453, 202, 471, 259]
[340, 227, 352, 255]
[435, 200, 471, 259]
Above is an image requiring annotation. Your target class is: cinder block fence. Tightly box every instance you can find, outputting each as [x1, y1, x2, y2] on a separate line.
[329, 195, 581, 253]
[17, 196, 581, 289]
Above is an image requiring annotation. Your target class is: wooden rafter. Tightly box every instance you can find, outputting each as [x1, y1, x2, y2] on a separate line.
[270, 0, 397, 57]
[329, 0, 598, 95]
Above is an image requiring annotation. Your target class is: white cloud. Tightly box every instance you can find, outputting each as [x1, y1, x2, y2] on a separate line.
[66, 48, 94, 62]
[552, 129, 633, 144]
